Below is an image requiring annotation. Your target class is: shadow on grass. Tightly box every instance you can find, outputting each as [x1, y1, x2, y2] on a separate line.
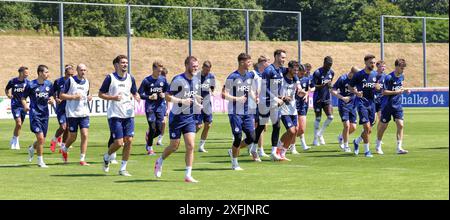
[200, 155, 231, 158]
[302, 149, 341, 153]
[0, 164, 34, 168]
[51, 174, 107, 177]
[172, 167, 230, 172]
[423, 147, 449, 150]
[209, 159, 255, 164]
[114, 179, 175, 183]
[308, 154, 355, 158]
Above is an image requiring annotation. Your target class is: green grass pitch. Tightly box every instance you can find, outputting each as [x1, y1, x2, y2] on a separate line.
[0, 108, 448, 200]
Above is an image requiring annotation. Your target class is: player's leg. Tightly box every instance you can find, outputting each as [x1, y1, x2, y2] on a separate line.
[157, 113, 167, 146]
[11, 115, 23, 150]
[339, 107, 350, 152]
[318, 103, 334, 145]
[313, 101, 322, 146]
[34, 132, 47, 167]
[198, 114, 212, 153]
[61, 118, 78, 164]
[375, 106, 391, 155]
[354, 105, 372, 157]
[270, 109, 281, 154]
[279, 116, 296, 160]
[154, 138, 180, 178]
[79, 128, 89, 165]
[50, 114, 67, 152]
[296, 115, 309, 151]
[240, 115, 257, 164]
[183, 131, 198, 182]
[394, 109, 407, 154]
[118, 118, 135, 176]
[145, 112, 157, 155]
[228, 114, 244, 169]
[78, 117, 90, 165]
[103, 118, 125, 173]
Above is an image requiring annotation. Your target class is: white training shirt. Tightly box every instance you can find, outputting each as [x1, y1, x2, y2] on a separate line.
[65, 76, 90, 118]
[107, 73, 135, 119]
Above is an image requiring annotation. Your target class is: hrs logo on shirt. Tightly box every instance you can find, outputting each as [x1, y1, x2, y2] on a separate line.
[392, 85, 403, 91]
[150, 87, 163, 93]
[36, 92, 49, 98]
[237, 85, 250, 92]
[273, 79, 283, 84]
[14, 87, 25, 93]
[184, 90, 198, 97]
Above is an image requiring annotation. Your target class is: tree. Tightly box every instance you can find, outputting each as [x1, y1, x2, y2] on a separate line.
[0, 2, 39, 30]
[391, 0, 449, 16]
[348, 0, 415, 42]
[411, 11, 449, 42]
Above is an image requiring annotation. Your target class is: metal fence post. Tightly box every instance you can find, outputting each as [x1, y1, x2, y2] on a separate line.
[126, 4, 132, 74]
[423, 18, 427, 87]
[245, 10, 250, 55]
[298, 12, 302, 64]
[381, 15, 384, 61]
[188, 7, 193, 57]
[59, 2, 64, 77]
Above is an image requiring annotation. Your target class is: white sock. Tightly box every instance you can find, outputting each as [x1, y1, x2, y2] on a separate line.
[300, 135, 307, 148]
[344, 142, 349, 148]
[13, 136, 18, 142]
[314, 119, 320, 137]
[120, 160, 128, 171]
[110, 152, 117, 160]
[60, 143, 67, 152]
[80, 154, 86, 162]
[147, 145, 153, 151]
[250, 143, 257, 153]
[259, 147, 264, 154]
[158, 135, 163, 141]
[37, 156, 44, 164]
[157, 156, 164, 165]
[364, 143, 370, 153]
[199, 139, 206, 148]
[376, 140, 382, 149]
[232, 158, 238, 167]
[397, 140, 403, 150]
[271, 146, 278, 154]
[185, 166, 192, 177]
[319, 117, 333, 136]
[355, 136, 363, 144]
[281, 148, 287, 157]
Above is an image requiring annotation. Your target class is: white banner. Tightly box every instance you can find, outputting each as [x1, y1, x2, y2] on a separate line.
[0, 96, 111, 119]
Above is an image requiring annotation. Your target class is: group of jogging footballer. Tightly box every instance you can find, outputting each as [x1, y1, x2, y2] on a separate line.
[4, 49, 410, 183]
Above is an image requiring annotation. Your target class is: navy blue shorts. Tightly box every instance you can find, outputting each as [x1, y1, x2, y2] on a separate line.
[30, 116, 49, 137]
[68, 117, 90, 133]
[169, 114, 196, 139]
[256, 108, 280, 125]
[228, 114, 255, 135]
[12, 107, 26, 122]
[375, 102, 382, 113]
[313, 100, 331, 113]
[297, 102, 309, 116]
[281, 115, 298, 129]
[146, 111, 165, 123]
[381, 106, 404, 123]
[357, 102, 376, 126]
[57, 112, 67, 125]
[194, 112, 213, 125]
[108, 117, 135, 140]
[338, 105, 357, 124]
